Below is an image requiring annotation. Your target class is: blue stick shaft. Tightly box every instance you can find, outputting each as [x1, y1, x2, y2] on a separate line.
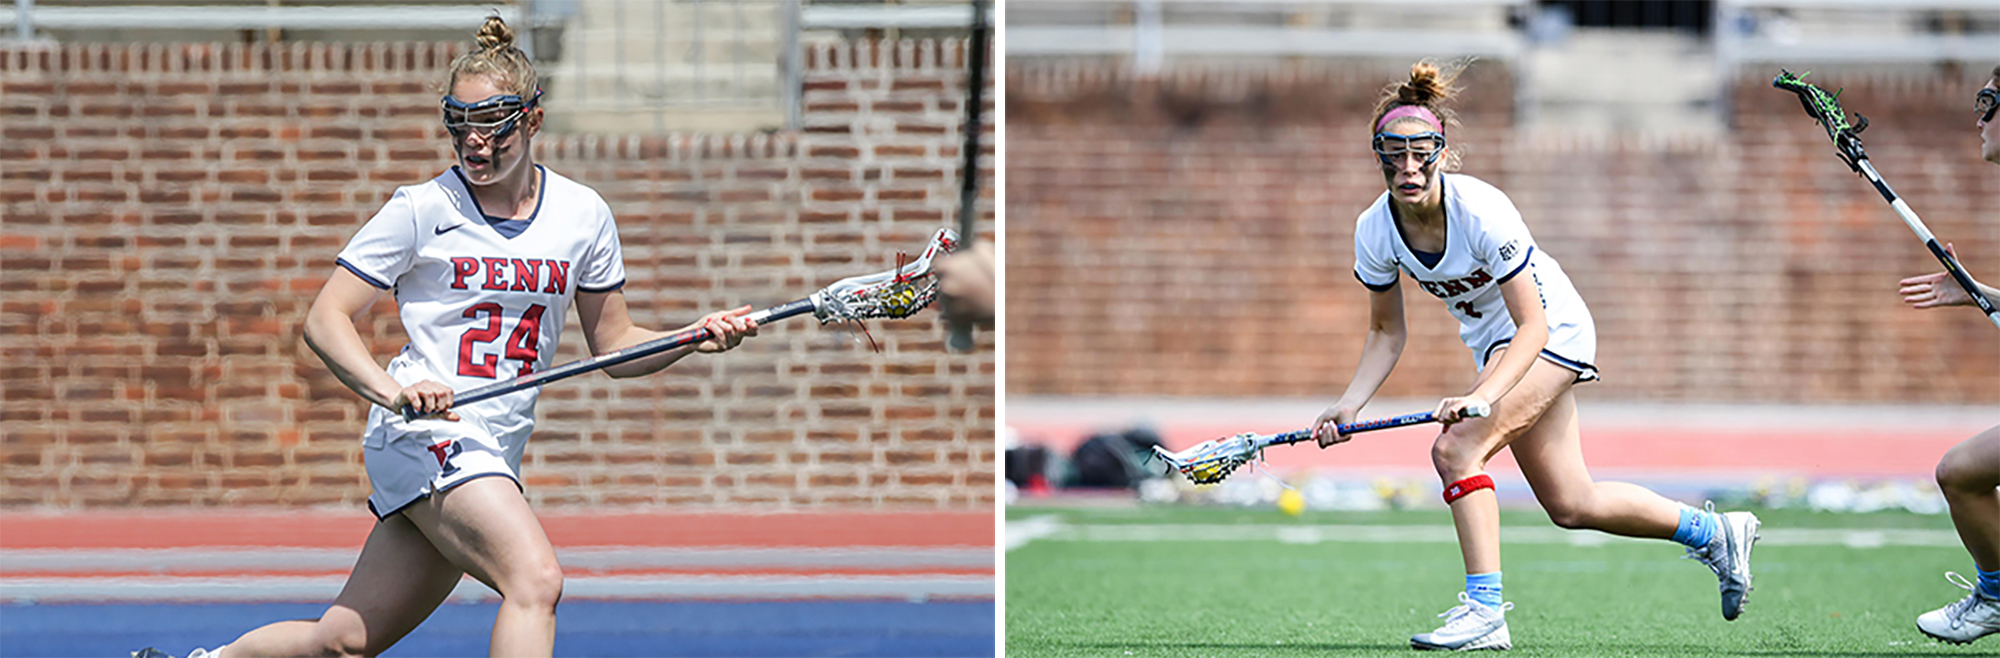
[1263, 411, 1443, 448]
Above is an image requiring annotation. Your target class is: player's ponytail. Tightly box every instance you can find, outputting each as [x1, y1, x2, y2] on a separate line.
[1371, 60, 1466, 171]
[446, 15, 540, 99]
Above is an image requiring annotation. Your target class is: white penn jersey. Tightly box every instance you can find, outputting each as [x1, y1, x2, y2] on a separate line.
[336, 165, 625, 452]
[1352, 173, 1598, 378]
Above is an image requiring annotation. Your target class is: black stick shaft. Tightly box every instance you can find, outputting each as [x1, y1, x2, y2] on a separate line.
[1856, 160, 2000, 329]
[401, 298, 817, 421]
[946, 0, 989, 353]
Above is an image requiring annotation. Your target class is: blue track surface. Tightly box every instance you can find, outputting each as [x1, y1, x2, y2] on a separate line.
[0, 600, 995, 657]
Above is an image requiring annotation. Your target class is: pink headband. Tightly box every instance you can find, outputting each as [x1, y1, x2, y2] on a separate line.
[1376, 105, 1442, 133]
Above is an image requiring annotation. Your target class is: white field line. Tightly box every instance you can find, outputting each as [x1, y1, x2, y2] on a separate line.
[1005, 521, 1962, 551]
[0, 574, 996, 603]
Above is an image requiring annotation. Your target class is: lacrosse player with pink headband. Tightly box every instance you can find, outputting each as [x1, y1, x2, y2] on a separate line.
[1309, 61, 1760, 651]
[1903, 63, 2000, 645]
[141, 16, 757, 658]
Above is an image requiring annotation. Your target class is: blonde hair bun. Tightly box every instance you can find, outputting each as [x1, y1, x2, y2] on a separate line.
[475, 16, 516, 52]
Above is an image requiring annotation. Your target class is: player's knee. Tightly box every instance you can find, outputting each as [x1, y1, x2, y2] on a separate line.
[1542, 500, 1595, 530]
[506, 559, 565, 612]
[1936, 446, 1989, 493]
[1429, 433, 1485, 480]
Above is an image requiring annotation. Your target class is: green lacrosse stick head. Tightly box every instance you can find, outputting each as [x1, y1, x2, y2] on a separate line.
[1773, 69, 1871, 171]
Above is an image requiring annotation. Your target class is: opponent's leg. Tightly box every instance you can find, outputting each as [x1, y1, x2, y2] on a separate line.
[1918, 426, 2000, 644]
[220, 513, 465, 657]
[402, 476, 563, 658]
[1507, 372, 1758, 621]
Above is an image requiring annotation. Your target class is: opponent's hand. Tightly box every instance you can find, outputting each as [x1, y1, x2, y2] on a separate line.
[1434, 395, 1492, 425]
[1312, 404, 1360, 448]
[695, 305, 758, 353]
[936, 242, 995, 327]
[1900, 243, 1976, 309]
[392, 380, 460, 421]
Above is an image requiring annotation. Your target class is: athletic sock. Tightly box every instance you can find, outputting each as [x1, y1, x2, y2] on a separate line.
[1671, 505, 1717, 549]
[1465, 571, 1503, 608]
[1978, 567, 2000, 600]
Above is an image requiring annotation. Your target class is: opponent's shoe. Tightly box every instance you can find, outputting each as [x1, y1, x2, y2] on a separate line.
[1684, 504, 1760, 620]
[1411, 592, 1513, 651]
[1917, 572, 2000, 644]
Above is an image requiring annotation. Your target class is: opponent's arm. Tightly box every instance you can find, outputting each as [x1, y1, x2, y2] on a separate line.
[1315, 282, 1407, 446]
[575, 289, 757, 379]
[1900, 243, 1998, 308]
[1440, 272, 1546, 422]
[303, 269, 459, 420]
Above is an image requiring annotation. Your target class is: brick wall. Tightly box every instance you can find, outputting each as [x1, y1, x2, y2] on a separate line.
[1006, 60, 1999, 403]
[0, 38, 995, 509]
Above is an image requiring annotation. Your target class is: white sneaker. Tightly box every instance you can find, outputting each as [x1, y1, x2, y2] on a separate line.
[1411, 592, 1513, 651]
[1684, 504, 1759, 621]
[1918, 572, 2000, 644]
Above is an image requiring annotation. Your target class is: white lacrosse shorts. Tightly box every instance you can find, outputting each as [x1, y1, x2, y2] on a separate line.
[363, 412, 525, 519]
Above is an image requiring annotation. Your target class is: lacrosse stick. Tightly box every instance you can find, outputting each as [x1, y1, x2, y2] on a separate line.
[1773, 70, 2000, 330]
[1151, 403, 1490, 485]
[402, 228, 958, 420]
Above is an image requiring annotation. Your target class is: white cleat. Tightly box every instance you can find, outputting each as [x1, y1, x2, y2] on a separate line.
[1684, 504, 1759, 621]
[1411, 592, 1513, 651]
[1918, 572, 2000, 645]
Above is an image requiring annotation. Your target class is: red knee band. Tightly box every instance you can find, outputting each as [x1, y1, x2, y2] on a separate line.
[1443, 474, 1495, 504]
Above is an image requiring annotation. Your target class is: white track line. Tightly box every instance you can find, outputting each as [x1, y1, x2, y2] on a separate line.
[0, 574, 996, 603]
[1005, 521, 1962, 550]
[0, 547, 993, 574]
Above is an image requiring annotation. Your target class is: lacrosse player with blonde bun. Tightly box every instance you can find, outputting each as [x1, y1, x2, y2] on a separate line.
[1905, 63, 2000, 645]
[1309, 61, 1759, 651]
[132, 16, 755, 658]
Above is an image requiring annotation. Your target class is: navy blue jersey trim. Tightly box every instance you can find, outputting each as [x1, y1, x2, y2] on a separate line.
[448, 165, 546, 240]
[1495, 245, 1535, 284]
[336, 258, 393, 290]
[1411, 248, 1444, 270]
[1483, 337, 1601, 383]
[370, 472, 525, 521]
[1354, 269, 1397, 292]
[577, 279, 626, 294]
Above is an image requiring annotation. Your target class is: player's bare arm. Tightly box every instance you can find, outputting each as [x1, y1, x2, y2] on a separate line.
[574, 289, 759, 379]
[304, 267, 461, 421]
[1315, 282, 1408, 447]
[1440, 272, 1546, 424]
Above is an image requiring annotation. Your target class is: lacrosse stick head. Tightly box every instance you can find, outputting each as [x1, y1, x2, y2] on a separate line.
[1773, 69, 1870, 169]
[1151, 433, 1264, 486]
[809, 228, 959, 323]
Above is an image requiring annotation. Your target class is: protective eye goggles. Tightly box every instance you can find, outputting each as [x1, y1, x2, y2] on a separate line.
[1978, 88, 1998, 123]
[442, 88, 543, 139]
[1372, 131, 1447, 168]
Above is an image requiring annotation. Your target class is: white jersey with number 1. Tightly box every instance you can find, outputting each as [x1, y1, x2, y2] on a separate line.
[1352, 173, 1599, 380]
[335, 165, 624, 514]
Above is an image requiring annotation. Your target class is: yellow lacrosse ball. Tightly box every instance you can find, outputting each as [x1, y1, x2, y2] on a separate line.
[1277, 488, 1305, 516]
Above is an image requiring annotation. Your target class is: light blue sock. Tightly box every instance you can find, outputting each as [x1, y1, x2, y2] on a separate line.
[1979, 567, 2000, 600]
[1466, 571, 1503, 608]
[1671, 506, 1717, 549]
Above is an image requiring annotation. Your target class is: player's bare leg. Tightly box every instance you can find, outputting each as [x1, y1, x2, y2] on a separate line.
[1432, 349, 1578, 573]
[222, 512, 465, 657]
[1506, 384, 1679, 539]
[403, 476, 564, 658]
[1917, 426, 2000, 644]
[1413, 349, 1572, 650]
[1506, 361, 1758, 620]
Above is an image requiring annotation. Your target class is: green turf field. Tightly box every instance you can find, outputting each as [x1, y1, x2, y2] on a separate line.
[1006, 505, 1994, 657]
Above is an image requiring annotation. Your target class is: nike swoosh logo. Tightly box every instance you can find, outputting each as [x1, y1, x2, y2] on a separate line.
[435, 223, 466, 235]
